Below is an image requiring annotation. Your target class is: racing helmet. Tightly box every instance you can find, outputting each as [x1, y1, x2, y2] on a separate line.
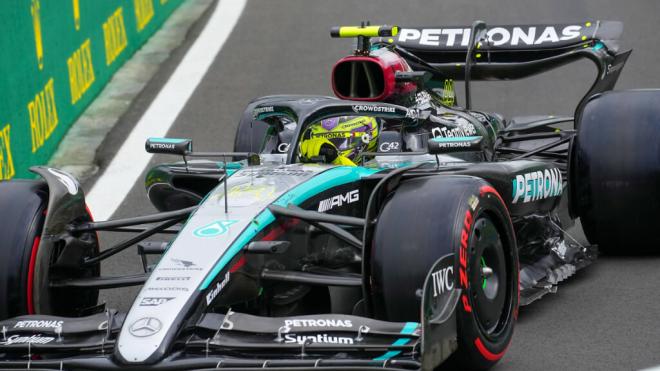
[301, 115, 379, 162]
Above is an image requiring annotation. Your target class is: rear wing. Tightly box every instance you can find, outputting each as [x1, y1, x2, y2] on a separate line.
[375, 20, 631, 114]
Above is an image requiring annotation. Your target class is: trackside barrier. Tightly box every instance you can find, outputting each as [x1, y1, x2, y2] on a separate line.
[0, 0, 183, 180]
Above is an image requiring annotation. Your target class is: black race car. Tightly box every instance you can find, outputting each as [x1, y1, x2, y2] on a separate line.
[0, 21, 658, 370]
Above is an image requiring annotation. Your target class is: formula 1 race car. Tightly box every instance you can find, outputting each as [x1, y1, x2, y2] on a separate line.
[0, 21, 659, 370]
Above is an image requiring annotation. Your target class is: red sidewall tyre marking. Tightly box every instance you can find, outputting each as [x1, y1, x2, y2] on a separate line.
[26, 236, 41, 314]
[474, 337, 508, 361]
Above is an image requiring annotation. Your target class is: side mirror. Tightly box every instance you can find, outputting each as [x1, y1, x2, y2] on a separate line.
[145, 138, 192, 155]
[427, 136, 482, 154]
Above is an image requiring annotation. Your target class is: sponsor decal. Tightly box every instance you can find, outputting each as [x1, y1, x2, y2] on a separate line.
[318, 189, 359, 212]
[134, 0, 154, 31]
[193, 220, 238, 238]
[206, 271, 230, 305]
[313, 132, 351, 139]
[277, 143, 290, 153]
[47, 168, 79, 195]
[98, 320, 108, 331]
[226, 184, 276, 204]
[149, 143, 175, 150]
[139, 297, 174, 306]
[155, 276, 190, 281]
[511, 168, 563, 204]
[431, 123, 477, 139]
[431, 266, 454, 297]
[379, 141, 400, 152]
[160, 258, 203, 271]
[171, 258, 195, 268]
[415, 91, 432, 108]
[0, 334, 54, 345]
[0, 124, 15, 180]
[397, 25, 582, 47]
[352, 105, 395, 114]
[30, 0, 44, 69]
[606, 62, 624, 75]
[14, 320, 63, 329]
[298, 97, 324, 105]
[67, 38, 95, 104]
[234, 169, 315, 177]
[434, 140, 472, 149]
[103, 7, 128, 66]
[284, 319, 353, 328]
[146, 287, 189, 292]
[129, 317, 162, 337]
[458, 209, 473, 312]
[27, 78, 59, 153]
[253, 106, 275, 118]
[284, 334, 354, 345]
[405, 109, 419, 119]
[468, 195, 479, 211]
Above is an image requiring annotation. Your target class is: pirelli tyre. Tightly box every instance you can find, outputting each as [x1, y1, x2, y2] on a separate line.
[573, 90, 660, 254]
[0, 179, 99, 320]
[371, 176, 518, 370]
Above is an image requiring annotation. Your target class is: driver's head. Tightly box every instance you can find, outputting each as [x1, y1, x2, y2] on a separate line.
[299, 116, 379, 165]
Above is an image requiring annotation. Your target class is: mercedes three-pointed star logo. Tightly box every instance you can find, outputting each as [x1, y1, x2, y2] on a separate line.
[129, 317, 163, 337]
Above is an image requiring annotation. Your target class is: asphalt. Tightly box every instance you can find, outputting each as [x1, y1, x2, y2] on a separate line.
[85, 0, 660, 369]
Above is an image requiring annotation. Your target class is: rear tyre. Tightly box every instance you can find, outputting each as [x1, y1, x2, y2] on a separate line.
[371, 176, 518, 370]
[573, 90, 660, 254]
[0, 180, 99, 320]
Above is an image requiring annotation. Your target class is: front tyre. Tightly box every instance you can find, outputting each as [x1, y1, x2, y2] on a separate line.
[0, 179, 99, 319]
[371, 176, 518, 370]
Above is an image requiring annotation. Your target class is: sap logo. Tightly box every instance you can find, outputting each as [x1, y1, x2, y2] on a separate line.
[139, 297, 174, 306]
[206, 272, 230, 305]
[284, 319, 353, 328]
[398, 25, 583, 47]
[0, 334, 54, 345]
[512, 168, 563, 204]
[318, 190, 359, 212]
[284, 334, 354, 345]
[194, 220, 238, 238]
[431, 123, 477, 139]
[431, 266, 454, 297]
[14, 320, 63, 329]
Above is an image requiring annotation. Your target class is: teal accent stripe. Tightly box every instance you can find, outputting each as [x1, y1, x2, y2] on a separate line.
[430, 135, 481, 143]
[373, 351, 401, 361]
[372, 338, 411, 361]
[199, 166, 379, 290]
[149, 137, 189, 143]
[400, 322, 418, 335]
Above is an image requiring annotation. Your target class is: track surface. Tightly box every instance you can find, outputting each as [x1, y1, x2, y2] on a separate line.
[87, 1, 660, 369]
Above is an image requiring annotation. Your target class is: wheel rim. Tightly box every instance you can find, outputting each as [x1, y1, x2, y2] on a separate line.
[470, 216, 508, 337]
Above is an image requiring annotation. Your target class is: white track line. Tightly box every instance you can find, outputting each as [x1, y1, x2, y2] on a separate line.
[86, 0, 247, 220]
